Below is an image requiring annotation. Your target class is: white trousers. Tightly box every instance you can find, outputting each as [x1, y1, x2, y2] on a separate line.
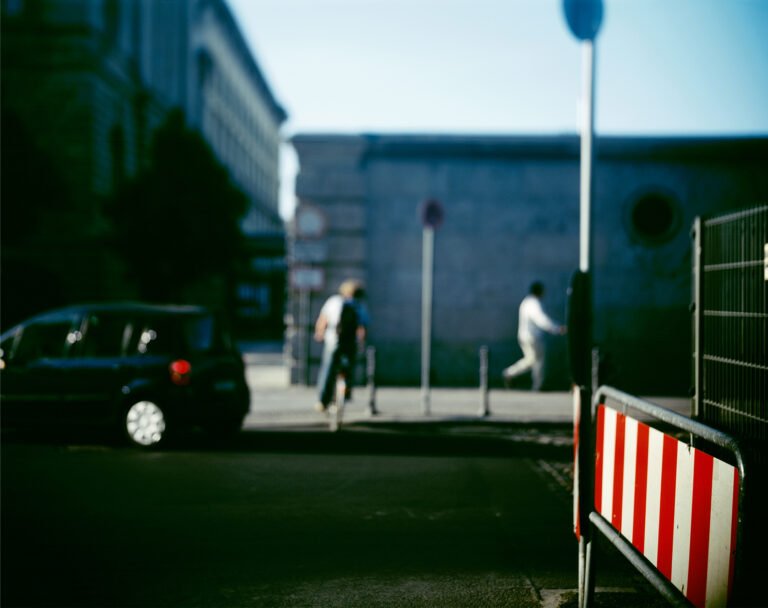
[503, 337, 545, 391]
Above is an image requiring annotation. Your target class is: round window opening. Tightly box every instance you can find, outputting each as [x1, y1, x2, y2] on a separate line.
[629, 193, 680, 244]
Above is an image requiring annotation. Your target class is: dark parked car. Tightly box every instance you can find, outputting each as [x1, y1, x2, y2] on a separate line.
[0, 303, 250, 447]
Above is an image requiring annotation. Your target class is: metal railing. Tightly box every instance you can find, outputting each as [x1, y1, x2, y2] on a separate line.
[693, 206, 767, 461]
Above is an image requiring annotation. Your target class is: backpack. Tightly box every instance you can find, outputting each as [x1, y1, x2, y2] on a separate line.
[337, 301, 358, 350]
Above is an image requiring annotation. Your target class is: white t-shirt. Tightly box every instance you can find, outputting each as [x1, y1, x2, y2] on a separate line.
[319, 294, 345, 346]
[518, 294, 559, 341]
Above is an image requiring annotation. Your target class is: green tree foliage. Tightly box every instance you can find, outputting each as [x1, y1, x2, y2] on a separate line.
[1, 109, 69, 246]
[109, 111, 248, 303]
[1, 110, 69, 327]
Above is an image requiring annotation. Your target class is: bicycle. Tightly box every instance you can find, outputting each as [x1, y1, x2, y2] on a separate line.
[328, 353, 351, 432]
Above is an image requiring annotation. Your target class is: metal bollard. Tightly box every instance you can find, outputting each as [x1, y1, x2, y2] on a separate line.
[366, 345, 378, 415]
[478, 345, 490, 417]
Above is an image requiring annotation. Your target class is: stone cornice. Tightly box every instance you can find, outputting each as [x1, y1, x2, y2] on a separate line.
[292, 133, 768, 163]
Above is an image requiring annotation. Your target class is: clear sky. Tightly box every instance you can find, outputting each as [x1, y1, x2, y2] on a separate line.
[227, 0, 768, 215]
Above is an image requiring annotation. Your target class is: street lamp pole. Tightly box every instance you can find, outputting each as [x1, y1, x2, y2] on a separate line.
[577, 36, 597, 608]
[562, 2, 603, 607]
[580, 38, 596, 275]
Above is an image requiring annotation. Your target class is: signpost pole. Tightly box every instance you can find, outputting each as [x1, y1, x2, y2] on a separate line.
[579, 39, 595, 275]
[419, 198, 443, 416]
[292, 203, 328, 388]
[298, 289, 310, 386]
[578, 38, 597, 608]
[421, 225, 434, 415]
[561, 2, 602, 606]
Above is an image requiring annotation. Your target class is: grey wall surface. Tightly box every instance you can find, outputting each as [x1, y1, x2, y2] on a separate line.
[289, 134, 768, 396]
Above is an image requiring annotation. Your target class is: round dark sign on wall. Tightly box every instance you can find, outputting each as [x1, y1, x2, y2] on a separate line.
[421, 199, 444, 229]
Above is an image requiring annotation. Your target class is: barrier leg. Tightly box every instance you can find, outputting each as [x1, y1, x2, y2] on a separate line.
[575, 379, 594, 608]
[578, 536, 586, 606]
[578, 534, 596, 608]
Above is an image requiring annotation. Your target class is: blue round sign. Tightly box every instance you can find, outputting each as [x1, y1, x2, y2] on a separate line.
[563, 0, 604, 41]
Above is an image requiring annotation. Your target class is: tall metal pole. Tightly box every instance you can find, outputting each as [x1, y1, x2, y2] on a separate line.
[562, 2, 602, 605]
[580, 40, 595, 274]
[692, 217, 703, 419]
[578, 36, 597, 608]
[421, 226, 434, 415]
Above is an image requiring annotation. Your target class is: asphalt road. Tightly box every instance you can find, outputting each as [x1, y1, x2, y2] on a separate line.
[1, 429, 665, 608]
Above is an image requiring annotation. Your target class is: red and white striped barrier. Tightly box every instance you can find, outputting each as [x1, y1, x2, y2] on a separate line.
[594, 405, 740, 608]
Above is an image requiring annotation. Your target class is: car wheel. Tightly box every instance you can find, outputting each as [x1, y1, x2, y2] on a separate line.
[124, 400, 168, 447]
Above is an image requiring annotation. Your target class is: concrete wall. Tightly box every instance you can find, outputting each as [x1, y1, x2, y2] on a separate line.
[289, 134, 768, 396]
[364, 151, 576, 389]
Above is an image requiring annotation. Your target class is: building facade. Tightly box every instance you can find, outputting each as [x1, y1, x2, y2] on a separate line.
[288, 134, 768, 396]
[2, 0, 183, 318]
[191, 0, 287, 339]
[1, 0, 286, 338]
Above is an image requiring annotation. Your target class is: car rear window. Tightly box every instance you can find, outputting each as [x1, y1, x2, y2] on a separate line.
[81, 314, 131, 357]
[13, 320, 76, 362]
[128, 313, 222, 356]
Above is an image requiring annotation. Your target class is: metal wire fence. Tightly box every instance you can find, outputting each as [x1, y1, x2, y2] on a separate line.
[693, 205, 767, 463]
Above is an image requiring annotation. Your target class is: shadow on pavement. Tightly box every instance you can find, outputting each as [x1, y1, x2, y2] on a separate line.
[2, 420, 574, 461]
[223, 422, 574, 460]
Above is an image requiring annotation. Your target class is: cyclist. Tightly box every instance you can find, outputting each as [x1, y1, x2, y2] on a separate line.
[313, 280, 367, 412]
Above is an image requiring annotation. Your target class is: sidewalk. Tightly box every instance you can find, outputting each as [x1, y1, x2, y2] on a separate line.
[244, 381, 692, 431]
[240, 344, 691, 443]
[241, 340, 690, 418]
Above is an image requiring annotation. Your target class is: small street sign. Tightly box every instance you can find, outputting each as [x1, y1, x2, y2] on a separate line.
[290, 266, 324, 291]
[292, 240, 328, 264]
[421, 198, 444, 229]
[294, 203, 327, 239]
[563, 0, 603, 41]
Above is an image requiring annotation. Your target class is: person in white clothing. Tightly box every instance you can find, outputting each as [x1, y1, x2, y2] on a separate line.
[502, 281, 566, 391]
[313, 279, 367, 411]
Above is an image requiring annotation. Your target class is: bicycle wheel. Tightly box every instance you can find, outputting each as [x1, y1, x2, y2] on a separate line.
[330, 372, 346, 432]
[336, 374, 347, 430]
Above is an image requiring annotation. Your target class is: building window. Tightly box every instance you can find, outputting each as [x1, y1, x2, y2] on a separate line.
[237, 283, 271, 318]
[626, 190, 681, 245]
[197, 49, 213, 88]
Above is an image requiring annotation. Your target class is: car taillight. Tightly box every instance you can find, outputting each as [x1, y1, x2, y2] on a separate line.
[169, 359, 192, 386]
